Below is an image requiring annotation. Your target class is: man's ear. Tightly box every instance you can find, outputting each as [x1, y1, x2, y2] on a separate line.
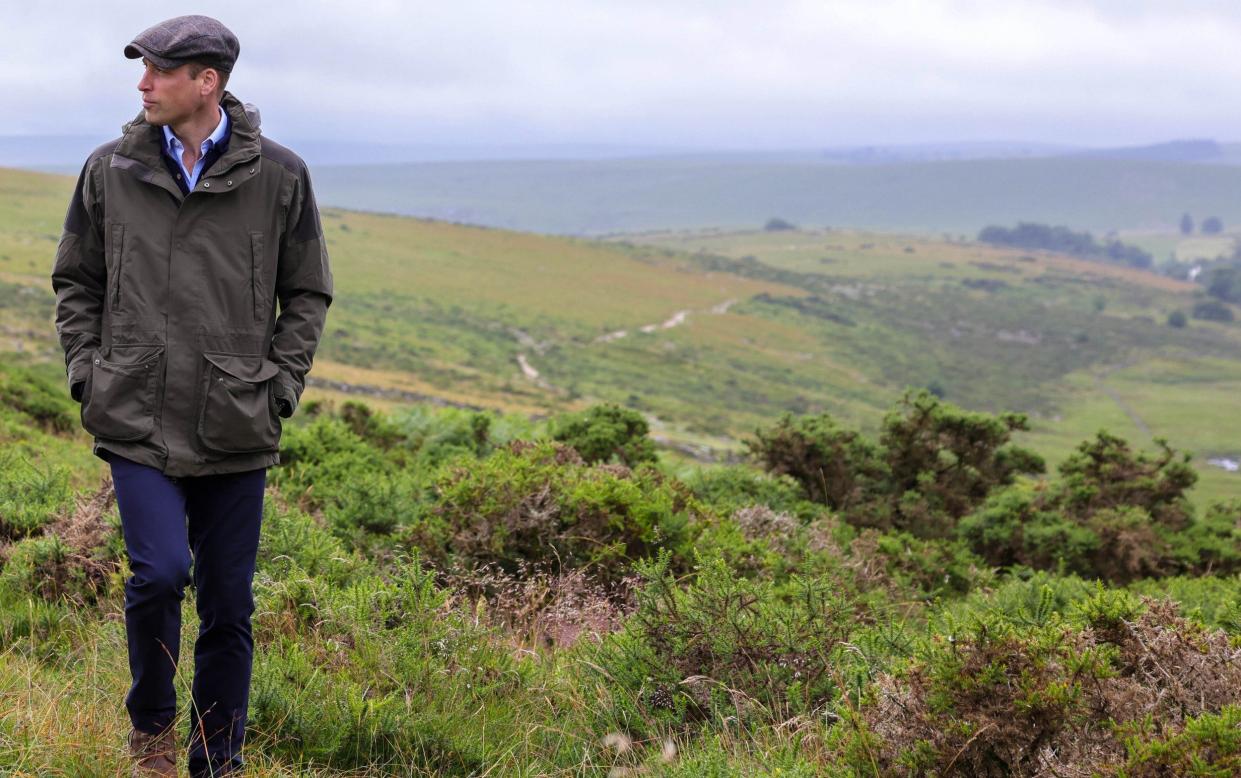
[199, 67, 219, 98]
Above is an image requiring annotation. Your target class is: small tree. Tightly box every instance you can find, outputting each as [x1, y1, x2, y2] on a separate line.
[747, 412, 887, 512]
[1167, 310, 1187, 328]
[764, 217, 796, 232]
[1179, 212, 1194, 235]
[1202, 216, 1224, 234]
[749, 391, 1044, 537]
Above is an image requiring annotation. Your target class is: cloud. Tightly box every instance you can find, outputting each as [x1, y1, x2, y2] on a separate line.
[3, 0, 1241, 147]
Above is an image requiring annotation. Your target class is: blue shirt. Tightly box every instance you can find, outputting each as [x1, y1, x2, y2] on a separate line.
[161, 105, 230, 191]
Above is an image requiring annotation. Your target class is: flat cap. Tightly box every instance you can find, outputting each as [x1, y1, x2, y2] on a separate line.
[124, 15, 240, 73]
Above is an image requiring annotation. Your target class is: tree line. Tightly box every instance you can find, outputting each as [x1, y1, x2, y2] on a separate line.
[977, 222, 1154, 268]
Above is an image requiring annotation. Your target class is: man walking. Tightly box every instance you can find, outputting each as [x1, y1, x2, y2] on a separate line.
[51, 15, 332, 776]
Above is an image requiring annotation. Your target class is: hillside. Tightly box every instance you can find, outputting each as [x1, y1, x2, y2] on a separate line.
[3, 166, 1240, 502]
[2, 164, 1239, 775]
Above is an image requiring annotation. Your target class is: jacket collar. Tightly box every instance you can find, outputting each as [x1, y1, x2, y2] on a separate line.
[113, 91, 263, 199]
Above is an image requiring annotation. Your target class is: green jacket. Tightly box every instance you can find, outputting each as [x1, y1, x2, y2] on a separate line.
[51, 91, 333, 476]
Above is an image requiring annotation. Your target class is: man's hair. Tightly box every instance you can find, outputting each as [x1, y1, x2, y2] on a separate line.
[186, 61, 230, 97]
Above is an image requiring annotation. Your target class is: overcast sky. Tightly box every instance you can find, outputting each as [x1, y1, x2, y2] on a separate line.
[5, 0, 1241, 150]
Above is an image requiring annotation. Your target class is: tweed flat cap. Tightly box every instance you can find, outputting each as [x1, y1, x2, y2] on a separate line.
[124, 15, 240, 73]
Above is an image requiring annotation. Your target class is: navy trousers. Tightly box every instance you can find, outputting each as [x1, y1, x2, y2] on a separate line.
[107, 451, 266, 777]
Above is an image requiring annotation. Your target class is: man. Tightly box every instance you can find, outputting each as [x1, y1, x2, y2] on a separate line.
[50, 15, 332, 777]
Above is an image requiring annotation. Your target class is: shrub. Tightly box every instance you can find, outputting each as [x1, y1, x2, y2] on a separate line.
[0, 451, 75, 541]
[748, 391, 1043, 537]
[0, 479, 122, 607]
[879, 390, 1044, 536]
[747, 412, 887, 513]
[590, 552, 857, 736]
[1118, 706, 1241, 776]
[683, 464, 812, 519]
[847, 530, 993, 600]
[1170, 500, 1241, 575]
[1167, 309, 1188, 328]
[1056, 433, 1196, 530]
[849, 593, 1241, 776]
[273, 413, 432, 547]
[550, 404, 657, 466]
[258, 492, 370, 586]
[959, 434, 1230, 582]
[420, 440, 704, 583]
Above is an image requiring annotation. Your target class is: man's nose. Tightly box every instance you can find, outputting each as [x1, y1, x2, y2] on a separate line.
[137, 70, 152, 91]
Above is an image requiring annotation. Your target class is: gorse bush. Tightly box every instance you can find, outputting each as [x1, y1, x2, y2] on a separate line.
[683, 464, 813, 519]
[959, 434, 1239, 582]
[749, 390, 1044, 537]
[420, 439, 704, 584]
[1118, 706, 1241, 777]
[272, 402, 542, 553]
[0, 479, 122, 608]
[1056, 432, 1196, 528]
[591, 552, 860, 736]
[257, 492, 371, 586]
[0, 451, 75, 541]
[3, 379, 1239, 775]
[747, 411, 886, 512]
[849, 592, 1241, 776]
[550, 403, 658, 466]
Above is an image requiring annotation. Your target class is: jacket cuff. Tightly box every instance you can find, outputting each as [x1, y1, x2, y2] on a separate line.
[274, 375, 299, 418]
[67, 354, 93, 403]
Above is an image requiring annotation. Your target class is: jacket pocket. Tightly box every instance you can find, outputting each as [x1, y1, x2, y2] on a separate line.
[250, 231, 266, 322]
[197, 351, 281, 454]
[80, 344, 161, 441]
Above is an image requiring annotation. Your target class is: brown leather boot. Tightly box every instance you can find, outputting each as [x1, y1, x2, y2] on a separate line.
[128, 725, 178, 777]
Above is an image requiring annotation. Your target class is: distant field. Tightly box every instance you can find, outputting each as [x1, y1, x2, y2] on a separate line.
[2, 166, 1238, 505]
[310, 156, 1241, 235]
[629, 228, 1241, 504]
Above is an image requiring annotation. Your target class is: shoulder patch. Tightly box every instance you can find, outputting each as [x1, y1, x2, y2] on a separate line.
[63, 137, 122, 236]
[259, 136, 307, 175]
[261, 137, 322, 244]
[87, 137, 123, 166]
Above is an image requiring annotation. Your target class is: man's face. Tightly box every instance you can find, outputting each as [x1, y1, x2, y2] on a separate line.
[136, 58, 211, 126]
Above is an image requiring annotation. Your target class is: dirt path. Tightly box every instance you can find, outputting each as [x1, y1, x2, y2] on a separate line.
[593, 297, 738, 344]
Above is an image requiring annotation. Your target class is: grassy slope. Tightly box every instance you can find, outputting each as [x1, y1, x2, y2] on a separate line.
[311, 156, 1241, 235]
[630, 228, 1241, 504]
[2, 166, 1238, 504]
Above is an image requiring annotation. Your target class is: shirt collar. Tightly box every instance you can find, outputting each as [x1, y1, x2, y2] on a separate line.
[161, 104, 229, 156]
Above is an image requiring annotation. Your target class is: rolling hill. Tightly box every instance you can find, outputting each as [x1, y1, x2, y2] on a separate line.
[1, 165, 1238, 503]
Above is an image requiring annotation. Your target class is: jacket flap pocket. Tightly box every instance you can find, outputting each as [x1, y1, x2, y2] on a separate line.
[203, 352, 280, 383]
[101, 344, 163, 369]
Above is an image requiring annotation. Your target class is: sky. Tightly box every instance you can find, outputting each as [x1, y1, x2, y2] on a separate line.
[5, 0, 1241, 150]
